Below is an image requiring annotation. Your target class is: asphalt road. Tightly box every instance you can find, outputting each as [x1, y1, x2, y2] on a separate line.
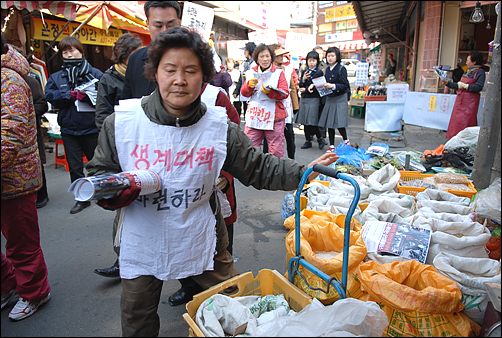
[1, 117, 446, 337]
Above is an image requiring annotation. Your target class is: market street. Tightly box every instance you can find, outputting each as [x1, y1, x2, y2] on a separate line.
[1, 118, 447, 337]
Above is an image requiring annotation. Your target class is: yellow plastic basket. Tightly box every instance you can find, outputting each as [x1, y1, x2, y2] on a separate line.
[397, 171, 477, 199]
[183, 269, 312, 337]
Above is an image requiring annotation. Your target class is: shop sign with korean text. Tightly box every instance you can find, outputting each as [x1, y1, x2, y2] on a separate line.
[32, 17, 122, 47]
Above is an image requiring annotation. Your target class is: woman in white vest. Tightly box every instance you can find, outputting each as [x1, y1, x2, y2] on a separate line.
[240, 44, 290, 158]
[86, 27, 337, 337]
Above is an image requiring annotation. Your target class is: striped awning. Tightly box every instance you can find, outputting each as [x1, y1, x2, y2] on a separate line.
[1, 1, 86, 21]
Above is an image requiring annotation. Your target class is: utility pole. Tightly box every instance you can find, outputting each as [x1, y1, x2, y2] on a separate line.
[472, 3, 501, 189]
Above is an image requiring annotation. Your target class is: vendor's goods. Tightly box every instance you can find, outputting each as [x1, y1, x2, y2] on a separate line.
[433, 252, 501, 324]
[357, 260, 480, 337]
[416, 188, 471, 206]
[486, 227, 501, 260]
[361, 199, 414, 223]
[367, 163, 400, 193]
[473, 177, 501, 224]
[434, 172, 470, 184]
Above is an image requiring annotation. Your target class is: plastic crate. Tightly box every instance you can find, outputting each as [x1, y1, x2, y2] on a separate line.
[183, 269, 312, 337]
[397, 171, 477, 199]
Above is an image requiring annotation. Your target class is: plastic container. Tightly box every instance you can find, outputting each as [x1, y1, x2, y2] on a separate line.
[397, 171, 477, 199]
[183, 269, 312, 337]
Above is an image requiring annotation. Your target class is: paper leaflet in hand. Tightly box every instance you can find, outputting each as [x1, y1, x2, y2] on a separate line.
[433, 66, 449, 81]
[75, 78, 99, 105]
[311, 76, 333, 97]
[68, 170, 161, 201]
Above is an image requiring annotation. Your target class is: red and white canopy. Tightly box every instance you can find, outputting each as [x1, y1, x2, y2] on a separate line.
[1, 1, 86, 21]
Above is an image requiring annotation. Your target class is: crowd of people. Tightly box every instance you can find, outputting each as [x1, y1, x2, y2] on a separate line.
[1, 0, 487, 335]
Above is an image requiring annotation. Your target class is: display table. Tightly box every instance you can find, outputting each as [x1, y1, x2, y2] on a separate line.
[364, 101, 405, 132]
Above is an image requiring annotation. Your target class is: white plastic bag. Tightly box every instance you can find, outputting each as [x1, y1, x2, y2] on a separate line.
[416, 189, 471, 206]
[473, 177, 501, 223]
[444, 126, 480, 156]
[416, 200, 472, 215]
[254, 298, 388, 337]
[433, 252, 501, 324]
[367, 163, 400, 193]
[361, 199, 414, 223]
[367, 192, 415, 209]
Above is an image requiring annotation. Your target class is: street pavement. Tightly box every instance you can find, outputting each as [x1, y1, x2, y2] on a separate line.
[1, 116, 447, 337]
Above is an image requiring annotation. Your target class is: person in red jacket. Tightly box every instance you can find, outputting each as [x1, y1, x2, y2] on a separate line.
[241, 44, 289, 158]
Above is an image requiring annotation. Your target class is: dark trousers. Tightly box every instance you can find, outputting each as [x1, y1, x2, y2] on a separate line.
[284, 123, 295, 159]
[36, 165, 48, 202]
[61, 133, 98, 182]
[1, 193, 51, 300]
[232, 101, 242, 119]
[304, 125, 322, 142]
[327, 127, 348, 146]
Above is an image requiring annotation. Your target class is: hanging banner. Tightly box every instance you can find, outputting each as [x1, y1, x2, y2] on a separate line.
[31, 17, 122, 47]
[181, 2, 214, 42]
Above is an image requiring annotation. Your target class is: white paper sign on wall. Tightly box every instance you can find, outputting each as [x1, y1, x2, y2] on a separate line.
[181, 2, 214, 41]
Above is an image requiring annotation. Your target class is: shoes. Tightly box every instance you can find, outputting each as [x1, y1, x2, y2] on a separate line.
[36, 196, 49, 209]
[1, 289, 18, 310]
[8, 293, 51, 321]
[343, 139, 351, 146]
[70, 201, 91, 214]
[318, 138, 327, 150]
[328, 145, 336, 152]
[301, 141, 312, 149]
[94, 259, 120, 278]
[168, 285, 202, 307]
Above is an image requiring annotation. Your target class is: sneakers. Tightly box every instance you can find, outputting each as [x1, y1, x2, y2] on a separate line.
[300, 141, 312, 149]
[1, 289, 18, 310]
[328, 145, 336, 152]
[343, 139, 351, 146]
[8, 293, 51, 321]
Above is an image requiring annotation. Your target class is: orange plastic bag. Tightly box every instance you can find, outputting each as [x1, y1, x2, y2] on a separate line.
[284, 210, 366, 304]
[357, 260, 480, 337]
[283, 209, 363, 232]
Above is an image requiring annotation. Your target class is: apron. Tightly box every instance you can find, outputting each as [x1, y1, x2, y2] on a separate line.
[282, 66, 293, 124]
[114, 98, 228, 280]
[243, 68, 282, 130]
[446, 70, 480, 139]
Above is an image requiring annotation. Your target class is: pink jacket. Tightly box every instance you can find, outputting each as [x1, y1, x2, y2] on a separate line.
[240, 64, 289, 121]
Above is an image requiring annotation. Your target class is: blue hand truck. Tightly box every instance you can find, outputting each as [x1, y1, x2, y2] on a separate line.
[287, 164, 361, 299]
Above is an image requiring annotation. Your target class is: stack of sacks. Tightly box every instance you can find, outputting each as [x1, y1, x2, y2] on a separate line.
[322, 174, 372, 200]
[306, 181, 364, 222]
[366, 192, 415, 209]
[361, 198, 415, 223]
[411, 189, 497, 324]
[367, 163, 400, 194]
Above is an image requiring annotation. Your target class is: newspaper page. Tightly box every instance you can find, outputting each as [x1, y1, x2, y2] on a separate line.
[311, 76, 334, 97]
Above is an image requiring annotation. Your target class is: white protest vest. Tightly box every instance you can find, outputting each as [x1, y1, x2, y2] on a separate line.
[114, 99, 228, 280]
[243, 67, 283, 131]
[201, 83, 223, 106]
[282, 65, 294, 124]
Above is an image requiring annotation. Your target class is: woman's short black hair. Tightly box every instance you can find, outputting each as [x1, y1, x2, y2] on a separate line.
[325, 46, 341, 63]
[468, 51, 484, 66]
[113, 33, 142, 64]
[306, 50, 320, 65]
[144, 27, 215, 83]
[252, 44, 276, 64]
